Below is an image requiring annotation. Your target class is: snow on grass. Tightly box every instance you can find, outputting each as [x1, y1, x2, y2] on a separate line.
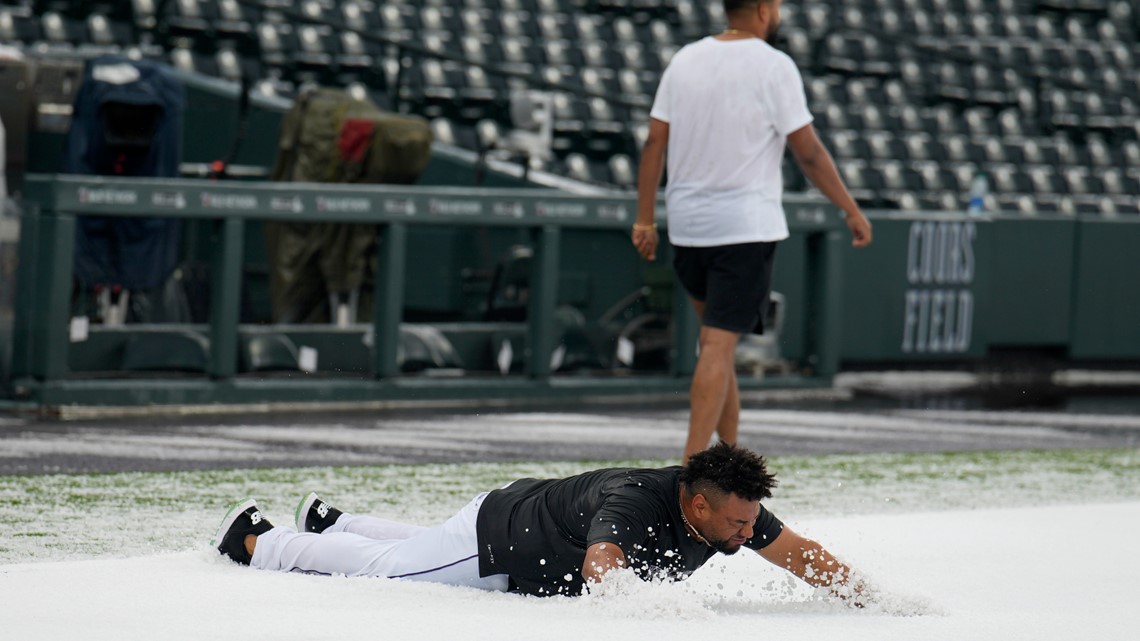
[1, 448, 1137, 564]
[1, 448, 1139, 640]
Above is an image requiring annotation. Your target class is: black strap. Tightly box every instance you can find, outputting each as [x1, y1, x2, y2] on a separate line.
[210, 71, 253, 179]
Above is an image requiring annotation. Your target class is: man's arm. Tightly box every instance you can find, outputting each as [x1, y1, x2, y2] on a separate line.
[582, 541, 628, 585]
[786, 124, 873, 248]
[756, 525, 866, 603]
[632, 118, 669, 261]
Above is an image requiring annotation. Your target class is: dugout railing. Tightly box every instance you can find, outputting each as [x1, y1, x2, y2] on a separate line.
[6, 174, 847, 411]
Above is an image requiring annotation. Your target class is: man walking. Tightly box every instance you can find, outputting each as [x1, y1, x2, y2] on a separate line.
[213, 442, 867, 602]
[632, 0, 874, 462]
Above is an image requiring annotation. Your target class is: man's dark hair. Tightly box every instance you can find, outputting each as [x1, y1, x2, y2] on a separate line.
[680, 441, 777, 502]
[724, 0, 770, 15]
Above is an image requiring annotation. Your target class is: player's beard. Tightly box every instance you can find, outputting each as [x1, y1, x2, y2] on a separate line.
[764, 22, 780, 47]
[709, 536, 743, 556]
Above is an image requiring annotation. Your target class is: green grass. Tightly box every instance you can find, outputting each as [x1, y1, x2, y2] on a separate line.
[1, 448, 1137, 564]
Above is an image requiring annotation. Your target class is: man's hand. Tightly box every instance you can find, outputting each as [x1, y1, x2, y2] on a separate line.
[828, 575, 876, 608]
[631, 225, 659, 261]
[634, 118, 668, 263]
[845, 210, 873, 247]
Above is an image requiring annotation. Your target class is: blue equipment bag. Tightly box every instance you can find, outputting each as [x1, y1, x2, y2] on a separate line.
[63, 55, 185, 293]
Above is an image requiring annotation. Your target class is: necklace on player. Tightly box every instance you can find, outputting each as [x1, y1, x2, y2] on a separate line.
[721, 28, 757, 38]
[678, 492, 710, 546]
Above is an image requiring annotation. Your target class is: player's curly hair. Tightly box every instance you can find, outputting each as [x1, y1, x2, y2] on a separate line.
[680, 441, 777, 502]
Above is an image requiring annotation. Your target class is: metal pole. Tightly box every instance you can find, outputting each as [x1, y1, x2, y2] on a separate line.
[526, 225, 560, 378]
[208, 217, 244, 378]
[671, 271, 699, 377]
[374, 222, 407, 378]
[28, 212, 76, 381]
[810, 230, 845, 379]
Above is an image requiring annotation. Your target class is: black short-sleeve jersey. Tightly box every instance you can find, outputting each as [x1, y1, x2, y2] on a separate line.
[475, 466, 783, 597]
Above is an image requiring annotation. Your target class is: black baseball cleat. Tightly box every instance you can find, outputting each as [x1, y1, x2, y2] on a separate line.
[212, 498, 274, 565]
[295, 492, 344, 534]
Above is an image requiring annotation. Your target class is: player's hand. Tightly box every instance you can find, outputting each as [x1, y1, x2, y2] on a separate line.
[631, 226, 658, 261]
[829, 576, 875, 609]
[845, 211, 873, 248]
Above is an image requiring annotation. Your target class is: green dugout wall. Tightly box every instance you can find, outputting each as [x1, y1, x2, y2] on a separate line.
[836, 213, 1140, 365]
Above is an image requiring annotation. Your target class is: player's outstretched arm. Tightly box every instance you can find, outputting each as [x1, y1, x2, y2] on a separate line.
[756, 526, 868, 604]
[582, 541, 628, 586]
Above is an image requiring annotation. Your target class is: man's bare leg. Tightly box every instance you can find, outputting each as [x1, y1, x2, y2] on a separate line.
[717, 367, 740, 445]
[683, 314, 742, 463]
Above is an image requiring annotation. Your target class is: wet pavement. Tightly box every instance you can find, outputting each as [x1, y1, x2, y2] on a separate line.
[1, 388, 1138, 475]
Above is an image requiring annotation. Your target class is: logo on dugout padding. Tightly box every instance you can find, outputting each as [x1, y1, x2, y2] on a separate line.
[902, 221, 976, 354]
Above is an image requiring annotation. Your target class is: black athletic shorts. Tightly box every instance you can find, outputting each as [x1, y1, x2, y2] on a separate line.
[672, 241, 778, 335]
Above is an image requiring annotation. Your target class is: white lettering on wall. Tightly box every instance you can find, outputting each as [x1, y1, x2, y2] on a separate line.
[902, 221, 976, 354]
[906, 220, 975, 285]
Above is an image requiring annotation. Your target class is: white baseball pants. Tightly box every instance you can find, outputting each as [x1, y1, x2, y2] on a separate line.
[250, 492, 510, 591]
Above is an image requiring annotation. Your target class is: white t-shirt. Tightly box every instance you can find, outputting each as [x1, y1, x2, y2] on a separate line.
[650, 37, 813, 247]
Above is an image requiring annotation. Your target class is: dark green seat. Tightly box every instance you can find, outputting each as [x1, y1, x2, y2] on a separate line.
[121, 330, 210, 372]
[239, 334, 300, 372]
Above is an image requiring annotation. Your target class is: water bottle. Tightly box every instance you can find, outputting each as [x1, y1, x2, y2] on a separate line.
[967, 171, 989, 216]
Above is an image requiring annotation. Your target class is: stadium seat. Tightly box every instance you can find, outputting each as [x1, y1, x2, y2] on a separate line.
[1027, 165, 1064, 195]
[294, 25, 337, 81]
[537, 13, 567, 41]
[878, 160, 922, 192]
[431, 117, 457, 146]
[498, 12, 536, 39]
[866, 131, 903, 161]
[416, 59, 466, 120]
[460, 8, 493, 35]
[38, 10, 81, 52]
[616, 68, 651, 106]
[475, 117, 506, 152]
[564, 152, 595, 183]
[608, 154, 635, 189]
[980, 138, 1011, 164]
[456, 65, 502, 122]
[498, 37, 536, 74]
[996, 193, 1037, 215]
[903, 133, 941, 162]
[1098, 168, 1130, 196]
[421, 5, 460, 34]
[254, 21, 294, 71]
[829, 130, 868, 160]
[163, 0, 212, 41]
[499, 0, 538, 12]
[379, 3, 418, 40]
[170, 46, 213, 77]
[543, 39, 582, 69]
[462, 34, 494, 65]
[213, 0, 254, 39]
[0, 7, 41, 47]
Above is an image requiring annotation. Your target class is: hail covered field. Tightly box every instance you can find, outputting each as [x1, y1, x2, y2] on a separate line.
[1, 397, 1138, 640]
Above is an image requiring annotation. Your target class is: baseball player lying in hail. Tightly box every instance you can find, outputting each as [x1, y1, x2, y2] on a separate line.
[212, 442, 870, 602]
